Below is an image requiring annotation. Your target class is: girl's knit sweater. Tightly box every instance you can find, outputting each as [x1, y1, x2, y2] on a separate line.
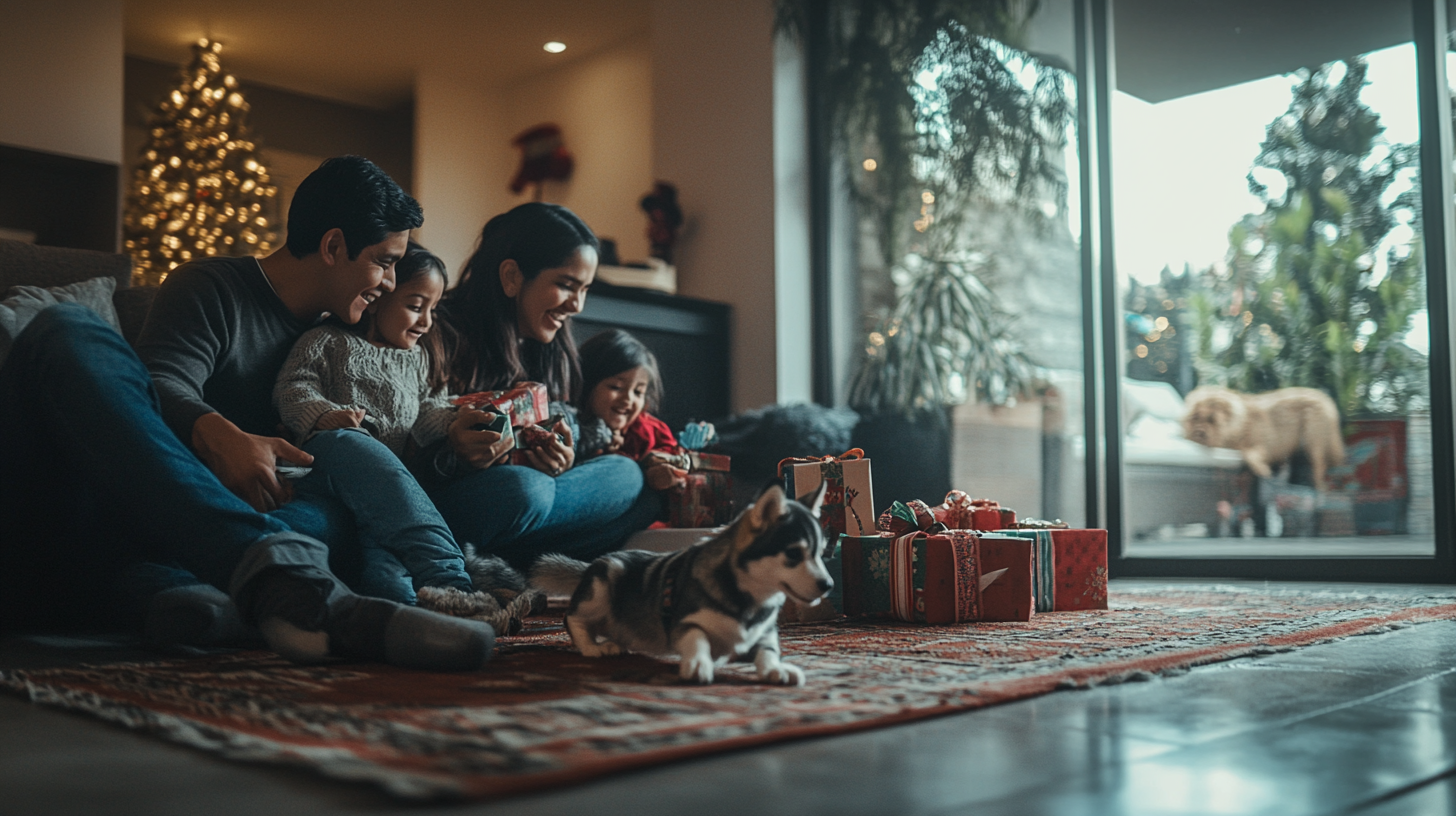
[273, 325, 455, 457]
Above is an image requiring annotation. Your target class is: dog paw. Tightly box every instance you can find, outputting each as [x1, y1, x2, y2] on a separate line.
[577, 643, 607, 658]
[596, 640, 623, 656]
[680, 656, 715, 684]
[759, 661, 805, 686]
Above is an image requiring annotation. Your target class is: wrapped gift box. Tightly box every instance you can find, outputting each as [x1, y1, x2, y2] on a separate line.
[782, 451, 875, 539]
[668, 452, 733, 528]
[840, 530, 995, 624]
[977, 534, 1035, 622]
[932, 491, 1018, 531]
[997, 528, 1108, 611]
[451, 382, 550, 427]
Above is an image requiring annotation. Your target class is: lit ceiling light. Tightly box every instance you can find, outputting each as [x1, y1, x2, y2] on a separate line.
[544, 41, 566, 53]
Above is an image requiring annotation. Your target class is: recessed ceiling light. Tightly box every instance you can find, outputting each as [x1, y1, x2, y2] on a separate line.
[543, 41, 566, 53]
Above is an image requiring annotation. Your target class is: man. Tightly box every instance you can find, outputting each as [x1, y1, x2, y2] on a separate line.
[0, 157, 491, 671]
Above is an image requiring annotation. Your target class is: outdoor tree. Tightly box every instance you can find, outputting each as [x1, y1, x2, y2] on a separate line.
[1192, 57, 1427, 417]
[124, 39, 278, 286]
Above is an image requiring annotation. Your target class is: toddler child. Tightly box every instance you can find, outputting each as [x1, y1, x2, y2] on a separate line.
[274, 241, 534, 630]
[576, 329, 684, 491]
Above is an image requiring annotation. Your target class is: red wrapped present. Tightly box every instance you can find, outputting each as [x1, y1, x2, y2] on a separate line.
[876, 500, 938, 535]
[998, 528, 1108, 611]
[840, 530, 1021, 624]
[978, 534, 1035, 622]
[780, 450, 875, 539]
[451, 382, 549, 427]
[932, 491, 1017, 530]
[668, 450, 733, 528]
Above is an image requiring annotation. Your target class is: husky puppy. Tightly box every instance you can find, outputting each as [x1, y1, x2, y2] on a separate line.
[531, 483, 832, 685]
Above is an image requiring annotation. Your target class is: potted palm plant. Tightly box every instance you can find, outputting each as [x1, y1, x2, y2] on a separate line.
[777, 0, 1074, 502]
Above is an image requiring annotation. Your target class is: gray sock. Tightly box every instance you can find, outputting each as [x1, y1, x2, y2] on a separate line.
[144, 584, 252, 647]
[240, 566, 495, 671]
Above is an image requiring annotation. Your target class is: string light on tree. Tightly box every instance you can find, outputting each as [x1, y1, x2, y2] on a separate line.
[123, 38, 277, 286]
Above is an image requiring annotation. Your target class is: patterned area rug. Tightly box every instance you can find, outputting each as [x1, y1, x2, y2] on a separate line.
[5, 583, 1456, 800]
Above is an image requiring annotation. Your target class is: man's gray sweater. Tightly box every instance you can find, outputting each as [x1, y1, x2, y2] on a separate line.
[135, 256, 315, 443]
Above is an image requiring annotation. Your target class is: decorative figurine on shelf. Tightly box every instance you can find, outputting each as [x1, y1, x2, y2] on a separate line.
[640, 181, 683, 264]
[509, 123, 574, 200]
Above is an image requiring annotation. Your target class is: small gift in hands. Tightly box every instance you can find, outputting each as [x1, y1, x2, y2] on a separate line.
[451, 382, 549, 427]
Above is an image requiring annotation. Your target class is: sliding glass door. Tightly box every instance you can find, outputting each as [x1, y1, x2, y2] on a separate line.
[806, 0, 1454, 580]
[1103, 0, 1453, 578]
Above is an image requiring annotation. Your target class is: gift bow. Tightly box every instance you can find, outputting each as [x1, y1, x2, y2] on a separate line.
[775, 448, 865, 479]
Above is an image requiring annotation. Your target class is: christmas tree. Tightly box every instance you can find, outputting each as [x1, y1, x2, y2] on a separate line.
[124, 39, 278, 286]
[1192, 57, 1427, 417]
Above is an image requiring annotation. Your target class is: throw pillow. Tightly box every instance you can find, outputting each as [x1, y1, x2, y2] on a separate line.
[0, 275, 121, 368]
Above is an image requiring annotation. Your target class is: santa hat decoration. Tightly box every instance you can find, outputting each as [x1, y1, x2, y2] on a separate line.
[509, 123, 574, 199]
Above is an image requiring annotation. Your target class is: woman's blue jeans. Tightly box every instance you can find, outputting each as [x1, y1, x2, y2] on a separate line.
[429, 454, 660, 571]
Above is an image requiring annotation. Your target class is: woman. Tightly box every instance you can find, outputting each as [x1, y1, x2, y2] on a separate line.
[425, 202, 657, 569]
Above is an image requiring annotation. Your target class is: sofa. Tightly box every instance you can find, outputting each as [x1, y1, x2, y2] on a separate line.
[0, 239, 156, 344]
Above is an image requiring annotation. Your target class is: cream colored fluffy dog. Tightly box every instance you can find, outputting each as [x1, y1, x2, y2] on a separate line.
[1181, 385, 1345, 491]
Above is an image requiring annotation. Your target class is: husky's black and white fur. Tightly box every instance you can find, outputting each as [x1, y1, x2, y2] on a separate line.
[530, 483, 833, 685]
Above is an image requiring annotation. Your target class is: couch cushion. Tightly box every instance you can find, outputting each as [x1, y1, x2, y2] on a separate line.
[0, 239, 132, 292]
[1, 276, 122, 368]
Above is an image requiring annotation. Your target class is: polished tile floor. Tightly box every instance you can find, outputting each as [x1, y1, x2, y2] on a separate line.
[4, 579, 1456, 816]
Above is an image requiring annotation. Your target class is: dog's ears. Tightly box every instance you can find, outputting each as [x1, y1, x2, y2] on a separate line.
[748, 484, 787, 531]
[805, 480, 828, 518]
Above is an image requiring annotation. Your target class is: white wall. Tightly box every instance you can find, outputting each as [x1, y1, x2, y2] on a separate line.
[652, 0, 794, 412]
[413, 70, 512, 281]
[0, 0, 123, 164]
[500, 33, 653, 264]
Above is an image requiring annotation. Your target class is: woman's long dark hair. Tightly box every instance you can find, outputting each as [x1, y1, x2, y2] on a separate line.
[438, 203, 599, 400]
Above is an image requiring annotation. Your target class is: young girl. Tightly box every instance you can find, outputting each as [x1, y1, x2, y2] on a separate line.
[576, 329, 684, 492]
[273, 241, 532, 631]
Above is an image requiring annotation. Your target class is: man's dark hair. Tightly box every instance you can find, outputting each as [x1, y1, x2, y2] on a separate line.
[286, 156, 423, 260]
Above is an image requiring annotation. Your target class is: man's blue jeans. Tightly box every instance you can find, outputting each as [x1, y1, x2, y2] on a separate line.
[428, 453, 661, 572]
[0, 304, 334, 628]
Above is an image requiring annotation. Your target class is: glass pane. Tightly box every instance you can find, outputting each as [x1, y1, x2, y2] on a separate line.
[837, 2, 1086, 525]
[1112, 1, 1436, 557]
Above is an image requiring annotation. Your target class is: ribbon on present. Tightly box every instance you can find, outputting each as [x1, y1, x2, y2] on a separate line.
[890, 533, 919, 621]
[1028, 529, 1055, 612]
[884, 530, 984, 623]
[932, 491, 1018, 530]
[775, 448, 865, 479]
[877, 500, 937, 535]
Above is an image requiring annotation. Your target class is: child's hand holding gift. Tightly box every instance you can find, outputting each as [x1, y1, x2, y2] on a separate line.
[641, 451, 688, 491]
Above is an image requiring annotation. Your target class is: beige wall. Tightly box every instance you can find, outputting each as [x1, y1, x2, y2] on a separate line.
[500, 33, 654, 264]
[413, 70, 511, 281]
[414, 33, 653, 280]
[652, 0, 783, 412]
[0, 0, 123, 165]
